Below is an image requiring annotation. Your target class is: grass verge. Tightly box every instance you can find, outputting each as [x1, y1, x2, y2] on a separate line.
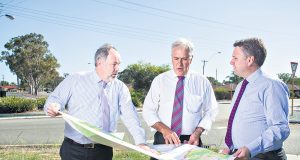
[0, 144, 149, 160]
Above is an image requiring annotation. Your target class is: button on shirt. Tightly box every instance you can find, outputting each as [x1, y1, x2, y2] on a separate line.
[44, 71, 146, 145]
[143, 70, 218, 134]
[231, 69, 290, 157]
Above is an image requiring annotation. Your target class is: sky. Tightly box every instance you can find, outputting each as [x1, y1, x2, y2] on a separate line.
[0, 0, 299, 84]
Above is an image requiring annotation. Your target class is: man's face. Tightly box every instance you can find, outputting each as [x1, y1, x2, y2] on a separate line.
[172, 47, 192, 76]
[100, 48, 121, 81]
[230, 47, 250, 78]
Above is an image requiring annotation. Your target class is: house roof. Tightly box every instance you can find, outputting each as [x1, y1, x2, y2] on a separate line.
[0, 85, 17, 89]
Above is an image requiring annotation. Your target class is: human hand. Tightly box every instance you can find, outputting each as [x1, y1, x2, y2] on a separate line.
[187, 132, 200, 146]
[47, 103, 61, 117]
[161, 128, 181, 145]
[233, 146, 250, 160]
[138, 144, 160, 155]
[219, 148, 231, 154]
[187, 127, 203, 146]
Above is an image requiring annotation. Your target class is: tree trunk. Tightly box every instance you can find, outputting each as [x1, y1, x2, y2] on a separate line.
[34, 86, 38, 96]
[28, 85, 33, 94]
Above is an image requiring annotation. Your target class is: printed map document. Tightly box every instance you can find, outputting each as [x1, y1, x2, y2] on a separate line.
[59, 112, 235, 160]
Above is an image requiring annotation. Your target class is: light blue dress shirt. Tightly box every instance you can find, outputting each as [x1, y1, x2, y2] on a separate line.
[44, 71, 146, 145]
[231, 68, 290, 157]
[143, 70, 218, 134]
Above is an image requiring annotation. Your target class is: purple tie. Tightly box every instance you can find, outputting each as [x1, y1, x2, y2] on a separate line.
[99, 81, 110, 132]
[225, 79, 249, 148]
[171, 76, 185, 136]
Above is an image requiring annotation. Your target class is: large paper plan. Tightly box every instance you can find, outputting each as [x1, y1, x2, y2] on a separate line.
[59, 112, 235, 160]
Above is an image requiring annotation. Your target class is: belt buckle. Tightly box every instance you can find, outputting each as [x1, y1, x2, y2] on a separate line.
[84, 143, 95, 148]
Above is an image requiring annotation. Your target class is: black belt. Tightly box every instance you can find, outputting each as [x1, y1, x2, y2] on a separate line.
[254, 148, 284, 158]
[64, 137, 109, 149]
[230, 148, 283, 156]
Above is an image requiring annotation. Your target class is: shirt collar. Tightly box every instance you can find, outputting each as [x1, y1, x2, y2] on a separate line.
[171, 70, 191, 79]
[245, 68, 262, 84]
[91, 70, 112, 87]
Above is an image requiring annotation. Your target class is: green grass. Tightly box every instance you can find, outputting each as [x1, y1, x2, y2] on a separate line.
[114, 150, 149, 160]
[0, 145, 60, 160]
[0, 145, 150, 160]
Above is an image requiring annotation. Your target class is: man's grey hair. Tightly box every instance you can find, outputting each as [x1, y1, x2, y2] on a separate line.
[233, 38, 267, 67]
[94, 43, 117, 66]
[172, 38, 194, 58]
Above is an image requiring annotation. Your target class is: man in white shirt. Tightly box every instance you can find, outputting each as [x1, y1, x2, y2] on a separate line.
[143, 38, 218, 159]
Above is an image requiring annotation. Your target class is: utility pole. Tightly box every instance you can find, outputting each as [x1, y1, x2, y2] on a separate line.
[201, 60, 208, 75]
[1, 75, 4, 86]
[201, 52, 221, 76]
[215, 68, 218, 82]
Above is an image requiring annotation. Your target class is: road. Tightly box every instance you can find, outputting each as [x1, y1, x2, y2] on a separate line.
[0, 102, 299, 155]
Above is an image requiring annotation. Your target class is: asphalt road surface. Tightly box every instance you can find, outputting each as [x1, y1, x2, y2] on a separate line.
[0, 102, 299, 155]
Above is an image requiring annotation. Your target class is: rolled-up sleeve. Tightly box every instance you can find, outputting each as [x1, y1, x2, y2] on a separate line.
[43, 76, 74, 114]
[198, 79, 218, 131]
[142, 77, 161, 127]
[119, 84, 146, 145]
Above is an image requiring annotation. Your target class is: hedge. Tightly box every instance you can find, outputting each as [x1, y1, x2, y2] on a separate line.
[0, 97, 46, 113]
[214, 88, 231, 100]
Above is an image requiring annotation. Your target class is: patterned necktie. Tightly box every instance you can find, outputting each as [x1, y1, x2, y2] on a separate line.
[99, 81, 110, 132]
[171, 76, 185, 136]
[225, 79, 249, 148]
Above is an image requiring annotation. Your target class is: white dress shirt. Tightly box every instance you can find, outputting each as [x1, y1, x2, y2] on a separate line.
[143, 70, 218, 135]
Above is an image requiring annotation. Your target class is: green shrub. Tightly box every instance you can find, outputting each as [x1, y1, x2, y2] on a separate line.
[130, 89, 144, 107]
[35, 97, 47, 110]
[214, 87, 231, 100]
[0, 97, 37, 113]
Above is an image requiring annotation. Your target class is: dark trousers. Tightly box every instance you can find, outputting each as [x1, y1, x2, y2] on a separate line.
[252, 148, 287, 160]
[60, 137, 113, 160]
[231, 148, 287, 160]
[150, 132, 203, 160]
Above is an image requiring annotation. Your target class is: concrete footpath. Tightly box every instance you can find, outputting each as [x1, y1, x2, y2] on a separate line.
[0, 99, 300, 159]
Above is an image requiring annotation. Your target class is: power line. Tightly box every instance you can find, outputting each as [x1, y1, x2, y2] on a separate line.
[92, 0, 239, 33]
[6, 9, 168, 43]
[4, 5, 178, 40]
[4, 4, 231, 46]
[4, 6, 173, 42]
[95, 0, 296, 36]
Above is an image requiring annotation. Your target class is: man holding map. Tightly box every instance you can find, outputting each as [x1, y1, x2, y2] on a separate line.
[44, 43, 152, 160]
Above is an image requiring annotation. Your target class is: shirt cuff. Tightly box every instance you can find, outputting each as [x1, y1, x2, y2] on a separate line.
[198, 117, 212, 132]
[133, 135, 146, 145]
[246, 139, 262, 158]
[145, 116, 161, 127]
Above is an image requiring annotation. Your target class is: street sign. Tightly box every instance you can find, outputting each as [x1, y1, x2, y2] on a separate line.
[290, 61, 298, 116]
[291, 62, 298, 77]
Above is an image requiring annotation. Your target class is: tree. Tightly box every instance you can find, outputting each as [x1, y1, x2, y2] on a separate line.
[0, 81, 9, 86]
[118, 62, 170, 106]
[225, 71, 243, 84]
[1, 33, 60, 95]
[207, 76, 221, 86]
[277, 73, 291, 84]
[41, 71, 64, 91]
